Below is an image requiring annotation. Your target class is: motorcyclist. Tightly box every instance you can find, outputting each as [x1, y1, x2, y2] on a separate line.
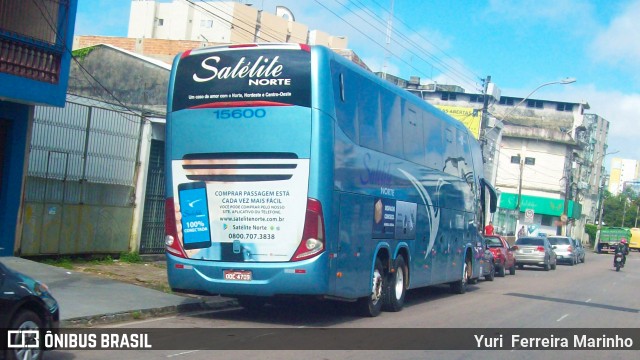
[614, 239, 628, 267]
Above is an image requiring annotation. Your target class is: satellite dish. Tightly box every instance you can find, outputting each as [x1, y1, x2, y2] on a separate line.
[275, 6, 295, 21]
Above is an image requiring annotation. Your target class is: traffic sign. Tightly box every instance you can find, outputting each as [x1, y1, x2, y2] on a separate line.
[524, 209, 534, 223]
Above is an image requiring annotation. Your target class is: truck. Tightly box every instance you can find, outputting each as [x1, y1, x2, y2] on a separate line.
[629, 228, 640, 252]
[596, 227, 631, 253]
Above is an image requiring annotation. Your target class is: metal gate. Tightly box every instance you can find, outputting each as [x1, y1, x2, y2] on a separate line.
[21, 101, 142, 256]
[140, 139, 165, 254]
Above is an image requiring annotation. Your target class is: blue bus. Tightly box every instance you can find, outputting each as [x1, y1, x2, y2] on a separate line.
[164, 43, 497, 316]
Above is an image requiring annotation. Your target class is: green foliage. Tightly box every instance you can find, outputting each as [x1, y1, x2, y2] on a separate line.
[119, 251, 143, 263]
[585, 224, 597, 247]
[88, 255, 113, 265]
[602, 189, 640, 228]
[72, 46, 95, 61]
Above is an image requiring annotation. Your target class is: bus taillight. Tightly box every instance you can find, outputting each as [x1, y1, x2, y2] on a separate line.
[291, 198, 325, 261]
[165, 197, 188, 258]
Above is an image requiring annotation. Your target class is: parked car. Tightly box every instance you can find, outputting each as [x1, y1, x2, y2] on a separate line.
[470, 237, 496, 283]
[484, 234, 516, 276]
[571, 238, 586, 263]
[547, 236, 578, 265]
[513, 236, 557, 271]
[0, 261, 60, 360]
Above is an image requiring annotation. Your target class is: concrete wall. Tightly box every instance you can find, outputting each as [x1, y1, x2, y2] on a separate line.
[20, 202, 133, 255]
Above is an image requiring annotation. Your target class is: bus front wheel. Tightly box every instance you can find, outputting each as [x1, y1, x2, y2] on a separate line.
[356, 257, 385, 317]
[383, 256, 407, 312]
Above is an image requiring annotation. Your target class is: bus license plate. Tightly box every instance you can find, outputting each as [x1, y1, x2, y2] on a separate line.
[224, 270, 252, 281]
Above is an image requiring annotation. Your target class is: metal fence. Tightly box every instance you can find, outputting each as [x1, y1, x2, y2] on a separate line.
[20, 100, 143, 255]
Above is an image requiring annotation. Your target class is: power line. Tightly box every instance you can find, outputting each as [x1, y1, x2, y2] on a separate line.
[346, 0, 482, 89]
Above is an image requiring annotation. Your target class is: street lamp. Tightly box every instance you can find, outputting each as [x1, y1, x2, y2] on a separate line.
[594, 151, 618, 249]
[499, 78, 577, 121]
[506, 77, 577, 238]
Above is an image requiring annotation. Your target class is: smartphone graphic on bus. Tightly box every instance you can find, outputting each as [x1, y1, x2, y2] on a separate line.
[178, 181, 212, 250]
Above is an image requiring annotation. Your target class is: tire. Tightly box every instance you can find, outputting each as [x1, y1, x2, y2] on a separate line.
[6, 310, 43, 360]
[497, 263, 506, 277]
[356, 258, 385, 317]
[551, 260, 557, 270]
[236, 296, 267, 311]
[509, 264, 516, 275]
[615, 264, 620, 272]
[485, 262, 495, 281]
[383, 256, 407, 312]
[450, 257, 470, 294]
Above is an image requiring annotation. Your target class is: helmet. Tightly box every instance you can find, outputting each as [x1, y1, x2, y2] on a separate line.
[621, 239, 627, 244]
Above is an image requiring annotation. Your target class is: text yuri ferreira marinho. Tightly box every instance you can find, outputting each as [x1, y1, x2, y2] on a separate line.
[474, 333, 634, 349]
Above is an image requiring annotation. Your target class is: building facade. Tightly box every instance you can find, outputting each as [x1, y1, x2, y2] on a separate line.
[127, 0, 347, 48]
[608, 158, 640, 195]
[383, 75, 607, 242]
[0, 0, 78, 256]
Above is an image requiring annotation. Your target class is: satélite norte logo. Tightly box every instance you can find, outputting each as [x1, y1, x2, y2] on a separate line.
[7, 330, 39, 349]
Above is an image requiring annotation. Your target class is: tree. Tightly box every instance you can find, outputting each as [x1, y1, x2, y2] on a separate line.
[602, 188, 640, 228]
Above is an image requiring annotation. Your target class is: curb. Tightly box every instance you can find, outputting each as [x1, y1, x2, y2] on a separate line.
[61, 297, 239, 328]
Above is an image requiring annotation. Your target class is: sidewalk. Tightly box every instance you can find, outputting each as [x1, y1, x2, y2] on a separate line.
[0, 257, 237, 327]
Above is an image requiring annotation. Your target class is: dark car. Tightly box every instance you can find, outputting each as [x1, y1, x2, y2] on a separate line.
[571, 238, 586, 264]
[0, 261, 60, 360]
[470, 237, 495, 283]
[485, 234, 516, 276]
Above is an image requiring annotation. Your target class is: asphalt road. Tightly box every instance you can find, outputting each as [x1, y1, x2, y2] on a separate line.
[47, 250, 639, 360]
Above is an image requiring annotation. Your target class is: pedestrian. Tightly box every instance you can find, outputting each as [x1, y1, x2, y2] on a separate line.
[484, 221, 494, 235]
[518, 225, 526, 238]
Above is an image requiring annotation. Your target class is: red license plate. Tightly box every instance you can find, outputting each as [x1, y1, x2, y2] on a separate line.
[223, 270, 252, 281]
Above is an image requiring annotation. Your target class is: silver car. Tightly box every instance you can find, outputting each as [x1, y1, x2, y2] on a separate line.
[571, 238, 586, 263]
[547, 236, 578, 265]
[514, 236, 557, 271]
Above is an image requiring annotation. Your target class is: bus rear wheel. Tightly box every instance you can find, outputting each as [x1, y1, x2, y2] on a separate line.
[356, 257, 385, 317]
[383, 256, 407, 312]
[450, 257, 470, 294]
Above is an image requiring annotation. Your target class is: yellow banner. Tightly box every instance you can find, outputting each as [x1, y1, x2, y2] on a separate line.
[435, 105, 481, 139]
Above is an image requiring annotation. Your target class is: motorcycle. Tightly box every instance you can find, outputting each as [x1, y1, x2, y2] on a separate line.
[614, 251, 625, 272]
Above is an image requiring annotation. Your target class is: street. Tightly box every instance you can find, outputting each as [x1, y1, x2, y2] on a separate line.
[48, 251, 639, 359]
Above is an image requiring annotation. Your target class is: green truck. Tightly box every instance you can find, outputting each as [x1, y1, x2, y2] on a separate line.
[596, 227, 631, 253]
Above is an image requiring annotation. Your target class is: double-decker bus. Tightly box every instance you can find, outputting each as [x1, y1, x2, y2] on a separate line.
[164, 43, 497, 316]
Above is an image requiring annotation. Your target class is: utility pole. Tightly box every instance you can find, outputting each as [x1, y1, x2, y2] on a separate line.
[480, 75, 491, 149]
[562, 153, 572, 236]
[595, 175, 608, 249]
[622, 197, 628, 227]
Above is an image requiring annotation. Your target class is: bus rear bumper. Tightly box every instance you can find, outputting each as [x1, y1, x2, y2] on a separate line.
[166, 253, 329, 297]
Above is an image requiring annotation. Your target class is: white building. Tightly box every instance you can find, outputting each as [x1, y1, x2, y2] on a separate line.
[387, 75, 607, 241]
[608, 158, 640, 195]
[127, 0, 348, 48]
